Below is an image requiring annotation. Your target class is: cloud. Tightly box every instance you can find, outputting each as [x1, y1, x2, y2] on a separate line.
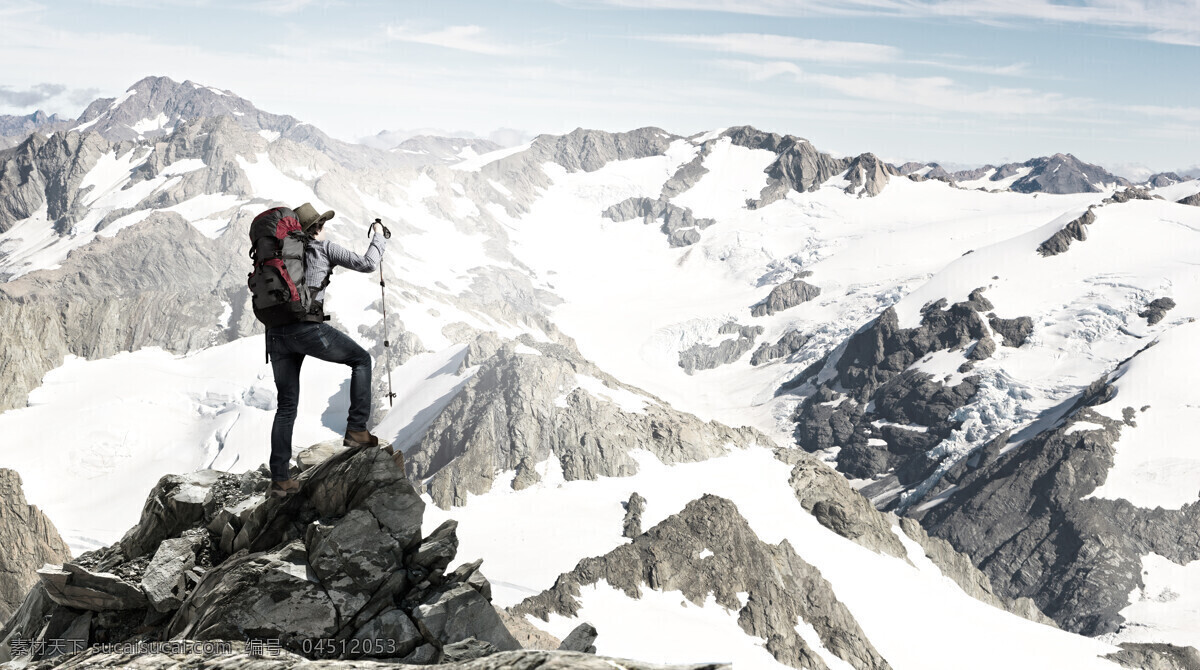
[716, 59, 1086, 115]
[0, 83, 65, 108]
[245, 0, 332, 15]
[584, 0, 1200, 46]
[385, 24, 518, 55]
[644, 32, 901, 63]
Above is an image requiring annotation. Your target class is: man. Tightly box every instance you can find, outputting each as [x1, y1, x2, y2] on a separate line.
[266, 202, 388, 497]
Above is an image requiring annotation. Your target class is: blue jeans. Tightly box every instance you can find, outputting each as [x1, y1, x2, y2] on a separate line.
[266, 322, 372, 481]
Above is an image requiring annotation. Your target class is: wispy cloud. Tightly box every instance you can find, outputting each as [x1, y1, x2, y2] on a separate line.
[585, 0, 1200, 46]
[246, 0, 334, 15]
[385, 24, 519, 55]
[717, 59, 1085, 115]
[0, 83, 65, 107]
[643, 32, 901, 63]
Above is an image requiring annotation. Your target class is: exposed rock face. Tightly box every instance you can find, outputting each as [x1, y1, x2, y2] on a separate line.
[0, 130, 113, 233]
[602, 197, 715, 247]
[0, 212, 254, 411]
[1179, 193, 1200, 207]
[405, 335, 768, 508]
[0, 470, 72, 621]
[722, 126, 851, 208]
[1, 445, 528, 664]
[1011, 154, 1128, 194]
[0, 111, 74, 148]
[515, 494, 892, 670]
[391, 136, 503, 163]
[23, 647, 731, 669]
[622, 492, 646, 539]
[1103, 186, 1156, 204]
[1145, 172, 1187, 188]
[1105, 642, 1200, 670]
[918, 365, 1200, 636]
[557, 623, 598, 653]
[751, 330, 809, 366]
[678, 322, 762, 374]
[1036, 209, 1095, 256]
[842, 153, 897, 197]
[751, 279, 821, 317]
[785, 289, 1038, 508]
[1140, 297, 1176, 325]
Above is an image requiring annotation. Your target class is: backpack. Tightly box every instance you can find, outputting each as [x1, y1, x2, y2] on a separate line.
[246, 207, 331, 328]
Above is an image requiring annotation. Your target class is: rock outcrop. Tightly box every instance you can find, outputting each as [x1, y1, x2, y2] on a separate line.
[841, 153, 897, 197]
[602, 197, 715, 247]
[515, 494, 893, 670]
[405, 335, 768, 508]
[918, 364, 1200, 636]
[1011, 154, 1128, 194]
[1178, 193, 1200, 207]
[751, 330, 809, 366]
[751, 278, 821, 317]
[0, 444, 528, 665]
[723, 127, 851, 208]
[0, 130, 113, 233]
[678, 322, 762, 373]
[23, 647, 730, 669]
[1036, 209, 1095, 257]
[0, 469, 72, 622]
[1140, 297, 1176, 325]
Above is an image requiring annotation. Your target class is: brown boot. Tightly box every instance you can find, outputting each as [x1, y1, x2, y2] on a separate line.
[344, 430, 379, 448]
[270, 479, 300, 498]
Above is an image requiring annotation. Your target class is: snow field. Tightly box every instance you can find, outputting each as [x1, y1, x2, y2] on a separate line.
[423, 446, 1122, 670]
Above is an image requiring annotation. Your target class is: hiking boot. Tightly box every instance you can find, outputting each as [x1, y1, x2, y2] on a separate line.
[344, 430, 379, 448]
[270, 479, 300, 498]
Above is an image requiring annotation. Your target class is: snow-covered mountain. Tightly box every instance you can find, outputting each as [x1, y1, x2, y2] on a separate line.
[3, 75, 1200, 669]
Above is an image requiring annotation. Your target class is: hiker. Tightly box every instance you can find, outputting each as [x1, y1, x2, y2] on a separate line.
[262, 203, 388, 497]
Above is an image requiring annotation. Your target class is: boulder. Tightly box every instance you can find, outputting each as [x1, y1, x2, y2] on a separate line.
[140, 536, 200, 613]
[37, 563, 146, 611]
[414, 583, 521, 652]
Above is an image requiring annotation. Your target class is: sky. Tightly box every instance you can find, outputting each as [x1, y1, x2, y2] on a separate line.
[0, 0, 1198, 174]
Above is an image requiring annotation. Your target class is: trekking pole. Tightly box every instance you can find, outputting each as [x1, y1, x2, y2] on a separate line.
[370, 218, 397, 406]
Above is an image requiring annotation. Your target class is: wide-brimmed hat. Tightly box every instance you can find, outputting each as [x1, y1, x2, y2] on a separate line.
[294, 202, 335, 232]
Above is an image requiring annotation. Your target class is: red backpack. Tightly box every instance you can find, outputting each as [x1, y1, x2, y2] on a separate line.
[246, 207, 329, 328]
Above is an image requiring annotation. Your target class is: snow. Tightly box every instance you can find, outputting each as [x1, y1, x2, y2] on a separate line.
[1087, 320, 1200, 508]
[259, 129, 281, 143]
[0, 337, 351, 554]
[159, 159, 206, 177]
[795, 617, 856, 670]
[533, 582, 786, 668]
[670, 137, 775, 218]
[236, 153, 321, 207]
[165, 193, 243, 236]
[557, 374, 653, 413]
[1108, 553, 1200, 650]
[514, 343, 542, 356]
[1066, 421, 1106, 434]
[108, 88, 137, 110]
[450, 142, 532, 171]
[429, 446, 1122, 669]
[371, 344, 477, 453]
[131, 113, 171, 135]
[955, 166, 1033, 191]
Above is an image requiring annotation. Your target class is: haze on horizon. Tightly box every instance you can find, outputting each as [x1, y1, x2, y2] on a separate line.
[0, 0, 1197, 176]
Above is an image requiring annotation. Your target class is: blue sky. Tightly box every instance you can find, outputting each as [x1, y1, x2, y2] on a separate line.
[0, 0, 1197, 173]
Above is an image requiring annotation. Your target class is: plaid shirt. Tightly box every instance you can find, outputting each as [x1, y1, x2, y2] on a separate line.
[305, 234, 386, 302]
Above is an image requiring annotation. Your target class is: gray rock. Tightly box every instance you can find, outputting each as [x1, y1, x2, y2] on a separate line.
[167, 540, 339, 644]
[516, 495, 891, 670]
[750, 330, 809, 366]
[414, 583, 521, 652]
[140, 537, 200, 613]
[967, 335, 996, 361]
[0, 469, 71, 622]
[118, 470, 220, 560]
[410, 519, 459, 574]
[786, 458, 906, 558]
[1103, 186, 1156, 204]
[37, 563, 146, 611]
[751, 280, 821, 317]
[557, 622, 598, 653]
[295, 440, 349, 472]
[447, 560, 494, 601]
[988, 314, 1034, 347]
[0, 582, 55, 662]
[1145, 172, 1187, 188]
[1036, 209, 1095, 256]
[622, 492, 646, 539]
[350, 608, 422, 658]
[1178, 193, 1200, 207]
[722, 126, 851, 208]
[443, 637, 499, 662]
[495, 608, 562, 650]
[28, 648, 733, 669]
[1139, 297, 1176, 325]
[1106, 642, 1200, 670]
[407, 335, 768, 508]
[842, 153, 897, 197]
[603, 197, 715, 247]
[306, 509, 402, 620]
[678, 322, 762, 374]
[1011, 154, 1128, 194]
